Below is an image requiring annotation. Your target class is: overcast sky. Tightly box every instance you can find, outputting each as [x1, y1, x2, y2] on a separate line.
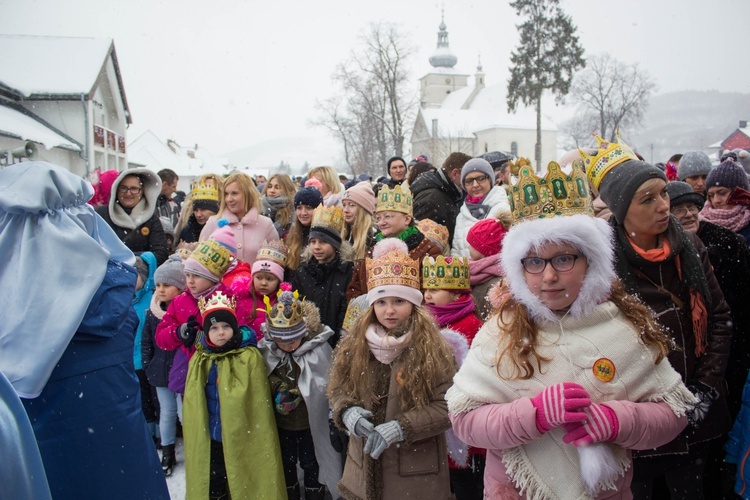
[3, 0, 749, 160]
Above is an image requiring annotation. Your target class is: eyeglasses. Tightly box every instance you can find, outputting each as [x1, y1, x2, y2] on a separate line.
[118, 186, 142, 195]
[671, 205, 700, 218]
[520, 254, 583, 274]
[374, 214, 401, 223]
[464, 174, 490, 186]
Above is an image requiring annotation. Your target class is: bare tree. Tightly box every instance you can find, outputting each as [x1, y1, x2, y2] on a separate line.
[569, 53, 657, 142]
[312, 22, 415, 176]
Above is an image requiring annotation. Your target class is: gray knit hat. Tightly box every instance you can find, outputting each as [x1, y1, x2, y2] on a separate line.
[666, 181, 705, 210]
[677, 151, 713, 181]
[460, 158, 495, 186]
[598, 160, 667, 224]
[154, 254, 186, 290]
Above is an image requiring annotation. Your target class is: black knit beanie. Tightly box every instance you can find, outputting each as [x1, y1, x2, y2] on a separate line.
[294, 186, 323, 208]
[598, 160, 667, 224]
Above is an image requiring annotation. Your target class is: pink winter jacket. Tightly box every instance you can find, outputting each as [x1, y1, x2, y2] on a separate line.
[154, 284, 258, 353]
[450, 398, 687, 499]
[200, 208, 278, 265]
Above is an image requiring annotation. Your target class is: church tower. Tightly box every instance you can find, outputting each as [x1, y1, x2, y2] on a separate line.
[419, 12, 469, 109]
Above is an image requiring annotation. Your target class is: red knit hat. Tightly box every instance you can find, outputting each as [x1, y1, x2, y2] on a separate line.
[467, 218, 508, 257]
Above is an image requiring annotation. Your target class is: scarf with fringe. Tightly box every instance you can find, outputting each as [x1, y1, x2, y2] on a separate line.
[446, 301, 696, 500]
[700, 204, 750, 233]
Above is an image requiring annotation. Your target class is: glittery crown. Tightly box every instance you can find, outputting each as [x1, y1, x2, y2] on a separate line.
[341, 295, 369, 333]
[263, 288, 305, 334]
[198, 291, 236, 317]
[417, 218, 449, 250]
[188, 239, 232, 277]
[191, 182, 219, 202]
[366, 249, 420, 291]
[422, 255, 470, 290]
[256, 240, 289, 267]
[580, 131, 639, 190]
[508, 158, 593, 225]
[311, 205, 345, 234]
[376, 185, 413, 215]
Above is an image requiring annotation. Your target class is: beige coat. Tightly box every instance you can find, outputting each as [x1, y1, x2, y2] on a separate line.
[330, 354, 454, 500]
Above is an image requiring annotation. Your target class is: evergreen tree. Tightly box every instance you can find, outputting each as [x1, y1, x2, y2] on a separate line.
[507, 0, 585, 171]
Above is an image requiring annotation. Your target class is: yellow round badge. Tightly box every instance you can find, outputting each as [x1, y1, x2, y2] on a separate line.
[395, 370, 406, 386]
[141, 227, 150, 236]
[593, 358, 615, 383]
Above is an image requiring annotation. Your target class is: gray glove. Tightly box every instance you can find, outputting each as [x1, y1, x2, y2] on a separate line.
[342, 406, 374, 438]
[364, 420, 404, 460]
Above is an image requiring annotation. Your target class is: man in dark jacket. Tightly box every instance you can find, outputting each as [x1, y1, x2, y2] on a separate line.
[410, 152, 468, 242]
[156, 168, 180, 228]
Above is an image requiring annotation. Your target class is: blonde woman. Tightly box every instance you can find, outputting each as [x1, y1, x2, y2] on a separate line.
[308, 166, 344, 207]
[200, 171, 278, 265]
[261, 174, 297, 238]
[341, 181, 377, 261]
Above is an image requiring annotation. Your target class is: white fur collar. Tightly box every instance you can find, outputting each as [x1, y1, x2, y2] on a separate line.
[499, 215, 616, 325]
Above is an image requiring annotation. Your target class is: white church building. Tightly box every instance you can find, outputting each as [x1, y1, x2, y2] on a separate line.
[410, 17, 557, 168]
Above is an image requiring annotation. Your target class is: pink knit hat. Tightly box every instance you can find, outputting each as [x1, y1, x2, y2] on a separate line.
[467, 218, 508, 257]
[342, 182, 376, 215]
[251, 259, 284, 282]
[211, 219, 237, 257]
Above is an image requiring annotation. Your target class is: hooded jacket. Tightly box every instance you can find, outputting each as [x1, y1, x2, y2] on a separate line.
[95, 168, 169, 265]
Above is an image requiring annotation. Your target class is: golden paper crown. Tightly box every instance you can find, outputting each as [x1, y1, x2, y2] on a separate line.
[311, 205, 345, 234]
[417, 219, 449, 250]
[376, 185, 413, 215]
[580, 131, 639, 190]
[188, 239, 232, 277]
[422, 255, 470, 290]
[508, 159, 593, 225]
[341, 295, 369, 333]
[263, 287, 305, 335]
[191, 182, 219, 202]
[366, 249, 420, 292]
[198, 291, 236, 317]
[256, 240, 289, 267]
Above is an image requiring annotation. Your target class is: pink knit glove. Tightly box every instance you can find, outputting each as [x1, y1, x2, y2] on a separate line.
[563, 403, 619, 446]
[529, 382, 591, 433]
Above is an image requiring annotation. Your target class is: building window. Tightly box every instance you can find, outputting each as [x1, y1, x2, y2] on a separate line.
[511, 142, 518, 157]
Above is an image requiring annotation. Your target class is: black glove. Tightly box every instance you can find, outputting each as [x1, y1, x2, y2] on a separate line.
[178, 315, 201, 348]
[685, 381, 719, 428]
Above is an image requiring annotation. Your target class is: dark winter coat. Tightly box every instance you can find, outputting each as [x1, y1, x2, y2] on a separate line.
[410, 169, 464, 242]
[697, 220, 750, 417]
[612, 220, 732, 453]
[141, 302, 175, 388]
[346, 230, 442, 301]
[293, 247, 354, 348]
[96, 206, 169, 265]
[178, 214, 204, 245]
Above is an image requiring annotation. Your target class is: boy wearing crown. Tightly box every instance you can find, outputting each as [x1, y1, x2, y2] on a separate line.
[259, 285, 343, 500]
[183, 291, 285, 500]
[292, 205, 354, 347]
[346, 185, 442, 301]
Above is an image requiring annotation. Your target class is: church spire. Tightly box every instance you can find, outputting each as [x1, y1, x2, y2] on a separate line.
[429, 9, 457, 69]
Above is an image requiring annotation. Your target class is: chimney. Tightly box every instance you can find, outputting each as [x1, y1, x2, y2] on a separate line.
[740, 120, 748, 129]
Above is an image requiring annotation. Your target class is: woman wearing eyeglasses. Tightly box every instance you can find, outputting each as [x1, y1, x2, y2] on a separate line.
[447, 167, 695, 499]
[95, 168, 170, 265]
[590, 142, 731, 499]
[451, 158, 510, 258]
[667, 181, 750, 422]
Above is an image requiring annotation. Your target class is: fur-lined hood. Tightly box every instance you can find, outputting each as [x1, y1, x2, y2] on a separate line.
[107, 168, 162, 229]
[499, 214, 616, 325]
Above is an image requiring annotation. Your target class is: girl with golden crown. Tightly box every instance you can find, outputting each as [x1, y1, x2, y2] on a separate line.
[446, 159, 698, 499]
[328, 238, 457, 499]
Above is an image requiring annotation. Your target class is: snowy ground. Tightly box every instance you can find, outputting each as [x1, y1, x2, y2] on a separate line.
[164, 438, 186, 499]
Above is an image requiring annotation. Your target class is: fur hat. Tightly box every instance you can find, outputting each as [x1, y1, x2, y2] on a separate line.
[467, 218, 508, 257]
[666, 181, 705, 210]
[500, 214, 616, 325]
[460, 158, 494, 186]
[677, 151, 713, 181]
[343, 182, 376, 215]
[294, 186, 323, 208]
[598, 160, 666, 224]
[706, 158, 750, 192]
[154, 254, 186, 290]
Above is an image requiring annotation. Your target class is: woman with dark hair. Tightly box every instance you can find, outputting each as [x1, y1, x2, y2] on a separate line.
[589, 135, 732, 499]
[700, 158, 750, 245]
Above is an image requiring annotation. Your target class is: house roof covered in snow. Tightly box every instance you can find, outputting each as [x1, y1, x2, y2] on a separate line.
[127, 130, 229, 177]
[0, 104, 81, 151]
[0, 35, 131, 124]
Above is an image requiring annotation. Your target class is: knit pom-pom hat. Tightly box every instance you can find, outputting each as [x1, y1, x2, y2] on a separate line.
[210, 218, 237, 256]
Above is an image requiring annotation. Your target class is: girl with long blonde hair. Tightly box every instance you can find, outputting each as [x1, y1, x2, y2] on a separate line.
[261, 174, 297, 238]
[284, 186, 323, 271]
[340, 181, 377, 261]
[308, 166, 343, 207]
[328, 239, 456, 499]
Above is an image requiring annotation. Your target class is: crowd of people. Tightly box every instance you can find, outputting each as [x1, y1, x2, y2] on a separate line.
[2, 142, 750, 499]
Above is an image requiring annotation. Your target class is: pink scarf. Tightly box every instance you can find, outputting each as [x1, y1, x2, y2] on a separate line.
[365, 324, 412, 364]
[469, 254, 502, 285]
[425, 294, 477, 327]
[700, 204, 750, 233]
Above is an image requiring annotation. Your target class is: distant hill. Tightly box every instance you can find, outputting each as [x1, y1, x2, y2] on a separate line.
[223, 134, 346, 174]
[629, 90, 750, 163]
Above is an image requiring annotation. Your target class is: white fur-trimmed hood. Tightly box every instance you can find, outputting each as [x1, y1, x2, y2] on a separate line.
[499, 214, 616, 325]
[107, 167, 162, 229]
